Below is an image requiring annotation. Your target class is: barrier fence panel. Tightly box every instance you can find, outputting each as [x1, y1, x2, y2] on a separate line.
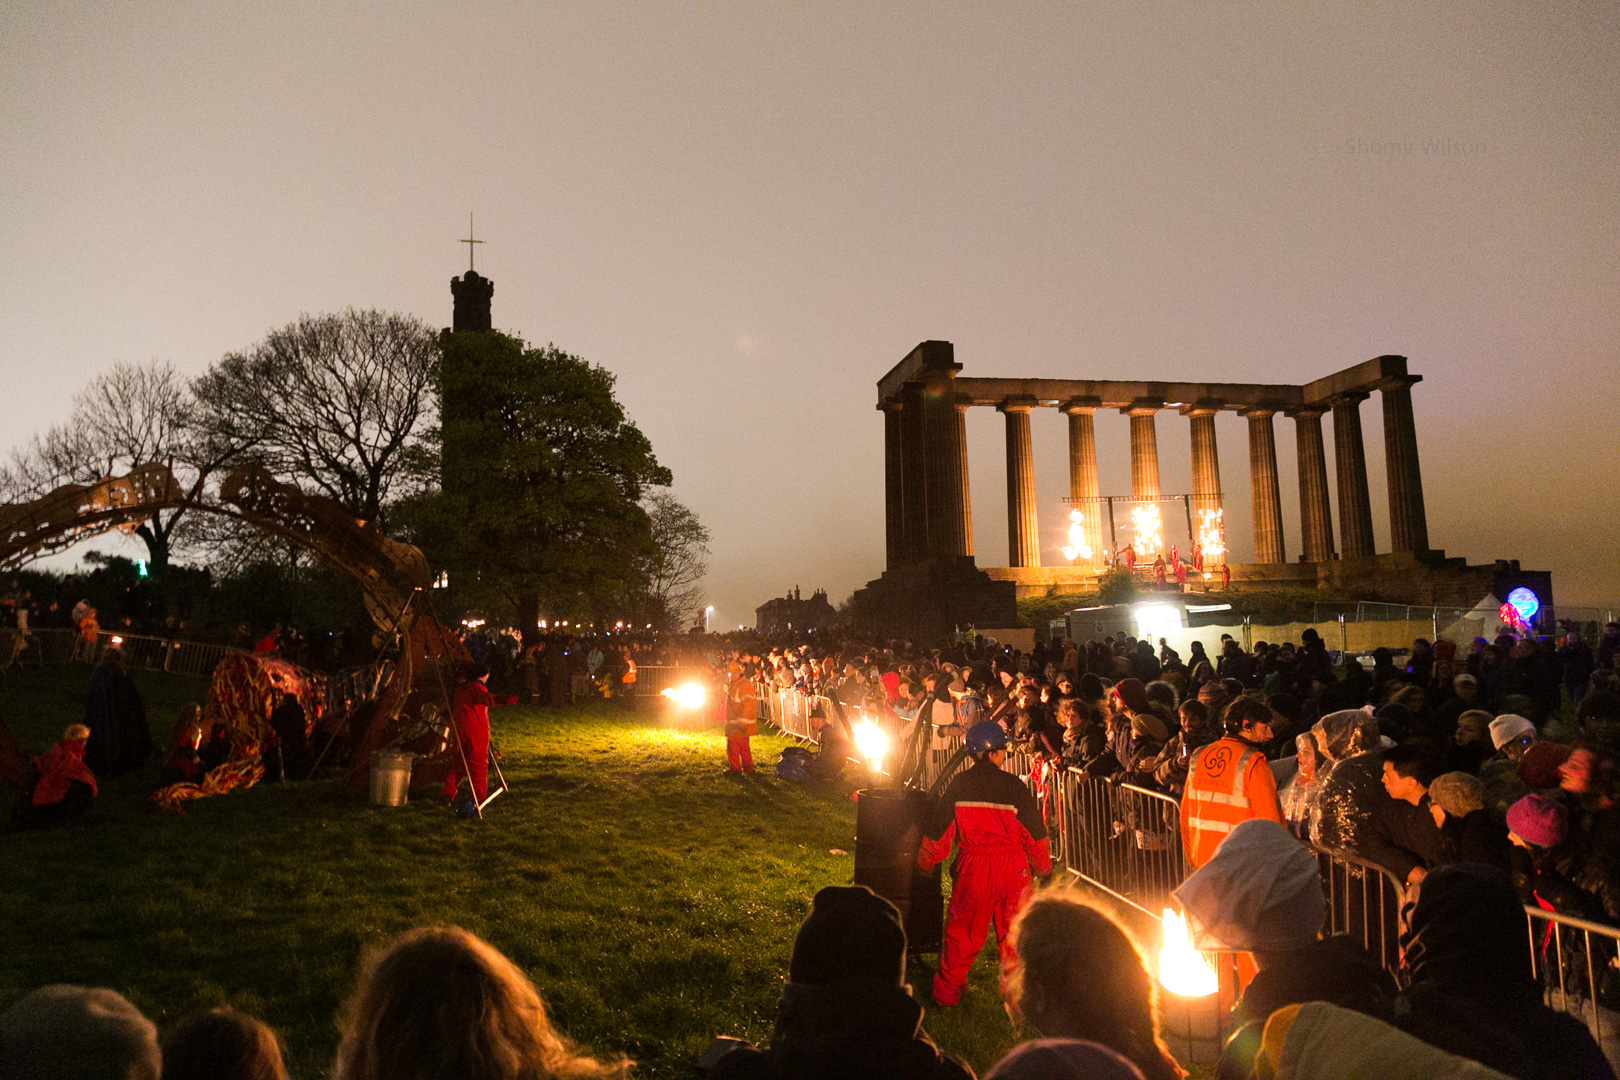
[1526, 906, 1620, 1054]
[0, 627, 238, 679]
[1055, 767, 1188, 918]
[1313, 848, 1407, 973]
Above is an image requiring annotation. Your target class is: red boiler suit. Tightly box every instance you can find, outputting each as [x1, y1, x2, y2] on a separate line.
[443, 680, 516, 804]
[917, 757, 1052, 1006]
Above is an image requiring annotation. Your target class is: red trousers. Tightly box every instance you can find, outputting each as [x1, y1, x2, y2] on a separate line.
[443, 714, 490, 803]
[726, 734, 754, 773]
[932, 849, 1032, 1005]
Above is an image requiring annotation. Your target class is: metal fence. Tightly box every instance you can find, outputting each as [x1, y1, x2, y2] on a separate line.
[0, 627, 238, 679]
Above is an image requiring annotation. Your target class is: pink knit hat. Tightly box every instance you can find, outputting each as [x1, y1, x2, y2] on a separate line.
[1506, 793, 1567, 848]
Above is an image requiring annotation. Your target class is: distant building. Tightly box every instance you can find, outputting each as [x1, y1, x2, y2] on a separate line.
[755, 586, 838, 633]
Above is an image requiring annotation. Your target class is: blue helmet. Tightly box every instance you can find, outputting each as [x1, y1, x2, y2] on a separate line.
[965, 721, 1009, 754]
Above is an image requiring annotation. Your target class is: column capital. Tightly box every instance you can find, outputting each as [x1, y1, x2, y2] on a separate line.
[1285, 404, 1330, 420]
[1378, 374, 1423, 392]
[998, 396, 1038, 415]
[1330, 390, 1371, 407]
[1180, 399, 1224, 417]
[1122, 397, 1164, 417]
[1240, 405, 1278, 419]
[878, 398, 903, 413]
[953, 394, 974, 412]
[1060, 396, 1101, 416]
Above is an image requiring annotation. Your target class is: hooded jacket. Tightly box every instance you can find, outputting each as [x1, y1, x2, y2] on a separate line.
[709, 979, 973, 1080]
[1390, 864, 1616, 1080]
[31, 738, 97, 807]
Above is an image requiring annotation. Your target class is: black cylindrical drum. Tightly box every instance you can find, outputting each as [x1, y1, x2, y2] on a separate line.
[854, 787, 943, 954]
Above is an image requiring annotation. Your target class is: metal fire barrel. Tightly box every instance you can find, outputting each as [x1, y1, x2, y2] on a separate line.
[854, 787, 943, 954]
[369, 750, 414, 807]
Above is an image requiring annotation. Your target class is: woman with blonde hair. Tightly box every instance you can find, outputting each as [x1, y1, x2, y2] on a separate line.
[333, 926, 631, 1080]
[1001, 890, 1184, 1080]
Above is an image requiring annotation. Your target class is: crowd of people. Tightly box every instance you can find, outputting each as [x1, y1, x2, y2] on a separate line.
[11, 616, 1620, 1078]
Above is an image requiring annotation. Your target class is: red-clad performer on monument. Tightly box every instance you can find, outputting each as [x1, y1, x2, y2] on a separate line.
[725, 661, 758, 774]
[443, 662, 516, 816]
[917, 721, 1052, 1006]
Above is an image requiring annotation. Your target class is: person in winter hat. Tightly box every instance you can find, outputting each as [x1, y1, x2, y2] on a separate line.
[710, 886, 971, 1080]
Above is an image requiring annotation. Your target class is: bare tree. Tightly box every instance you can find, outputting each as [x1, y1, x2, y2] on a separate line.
[633, 492, 710, 630]
[192, 309, 441, 524]
[1, 360, 197, 574]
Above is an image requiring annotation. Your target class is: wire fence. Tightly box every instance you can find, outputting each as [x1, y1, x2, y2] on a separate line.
[0, 627, 239, 679]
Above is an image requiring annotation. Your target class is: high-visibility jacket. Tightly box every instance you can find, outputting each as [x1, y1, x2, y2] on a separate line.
[1180, 736, 1283, 866]
[726, 678, 758, 736]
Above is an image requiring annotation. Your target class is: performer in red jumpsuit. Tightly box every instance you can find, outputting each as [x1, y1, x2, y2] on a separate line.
[443, 662, 516, 814]
[917, 721, 1052, 1007]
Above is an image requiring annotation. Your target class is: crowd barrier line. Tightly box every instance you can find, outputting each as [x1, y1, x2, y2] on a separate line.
[0, 626, 240, 679]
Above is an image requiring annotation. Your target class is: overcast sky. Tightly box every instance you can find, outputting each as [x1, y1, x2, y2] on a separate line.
[3, 4, 1617, 626]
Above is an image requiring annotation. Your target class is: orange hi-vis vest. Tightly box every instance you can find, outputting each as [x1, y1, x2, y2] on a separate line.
[1180, 736, 1284, 867]
[726, 677, 758, 736]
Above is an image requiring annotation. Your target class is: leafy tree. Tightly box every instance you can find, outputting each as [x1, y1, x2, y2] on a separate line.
[404, 332, 672, 638]
[192, 309, 440, 525]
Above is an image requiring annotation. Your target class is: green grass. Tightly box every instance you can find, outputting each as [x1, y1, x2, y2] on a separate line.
[1, 668, 1028, 1078]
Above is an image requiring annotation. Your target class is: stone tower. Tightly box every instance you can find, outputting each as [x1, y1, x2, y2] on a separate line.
[451, 269, 493, 333]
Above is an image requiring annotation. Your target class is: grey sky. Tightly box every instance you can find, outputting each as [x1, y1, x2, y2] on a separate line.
[3, 4, 1616, 627]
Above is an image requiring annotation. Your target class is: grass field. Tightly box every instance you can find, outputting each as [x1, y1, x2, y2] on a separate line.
[0, 667, 1035, 1078]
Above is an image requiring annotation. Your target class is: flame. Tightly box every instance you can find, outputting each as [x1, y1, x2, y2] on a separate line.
[1197, 508, 1226, 564]
[1060, 508, 1094, 562]
[661, 683, 707, 710]
[1158, 908, 1218, 997]
[854, 722, 889, 768]
[1130, 503, 1163, 559]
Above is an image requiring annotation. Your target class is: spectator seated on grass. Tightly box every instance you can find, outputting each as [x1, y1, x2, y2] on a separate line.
[1390, 863, 1616, 1080]
[161, 1005, 288, 1080]
[1251, 1001, 1515, 1080]
[710, 884, 972, 1080]
[0, 984, 160, 1080]
[14, 723, 97, 829]
[1171, 819, 1392, 1080]
[1000, 889, 1184, 1080]
[332, 925, 630, 1080]
[985, 1039, 1147, 1080]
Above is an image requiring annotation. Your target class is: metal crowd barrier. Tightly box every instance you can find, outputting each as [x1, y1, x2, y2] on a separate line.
[0, 627, 238, 678]
[1055, 768, 1188, 918]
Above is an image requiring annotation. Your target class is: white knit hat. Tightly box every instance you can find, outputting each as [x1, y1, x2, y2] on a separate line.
[1489, 714, 1535, 750]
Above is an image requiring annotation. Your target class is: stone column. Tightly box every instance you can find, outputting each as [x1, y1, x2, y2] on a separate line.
[1290, 407, 1335, 562]
[1380, 376, 1429, 554]
[1245, 408, 1286, 565]
[1062, 398, 1103, 567]
[1185, 402, 1222, 523]
[900, 382, 929, 561]
[954, 397, 975, 558]
[881, 399, 904, 569]
[1331, 392, 1376, 559]
[1000, 398, 1039, 568]
[922, 373, 966, 558]
[1126, 401, 1163, 502]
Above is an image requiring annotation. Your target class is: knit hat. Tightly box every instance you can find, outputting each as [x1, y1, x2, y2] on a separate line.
[1427, 772, 1485, 818]
[1517, 740, 1574, 790]
[1489, 714, 1536, 750]
[1114, 678, 1151, 715]
[986, 1039, 1148, 1080]
[1172, 819, 1325, 952]
[788, 885, 907, 986]
[1505, 793, 1567, 848]
[0, 985, 161, 1080]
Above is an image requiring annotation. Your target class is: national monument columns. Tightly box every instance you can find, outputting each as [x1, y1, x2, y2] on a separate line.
[874, 345, 1431, 576]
